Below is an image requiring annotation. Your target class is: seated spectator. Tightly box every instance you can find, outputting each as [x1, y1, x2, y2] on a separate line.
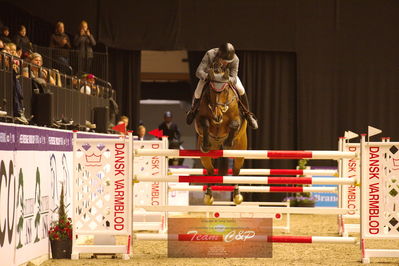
[1, 41, 9, 53]
[0, 26, 11, 44]
[80, 73, 96, 95]
[13, 25, 32, 55]
[16, 46, 22, 58]
[1, 43, 18, 71]
[50, 69, 62, 87]
[22, 52, 56, 86]
[0, 39, 4, 51]
[6, 43, 17, 57]
[116, 115, 129, 135]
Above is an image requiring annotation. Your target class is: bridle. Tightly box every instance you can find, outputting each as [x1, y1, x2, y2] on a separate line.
[208, 88, 237, 114]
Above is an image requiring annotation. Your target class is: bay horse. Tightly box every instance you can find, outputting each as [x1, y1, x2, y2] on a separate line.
[194, 65, 247, 205]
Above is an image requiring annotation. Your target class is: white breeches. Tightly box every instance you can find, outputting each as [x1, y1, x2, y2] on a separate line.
[194, 77, 246, 99]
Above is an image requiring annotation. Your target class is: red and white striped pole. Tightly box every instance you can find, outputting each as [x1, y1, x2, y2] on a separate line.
[168, 185, 337, 193]
[135, 233, 356, 243]
[168, 168, 338, 176]
[135, 149, 357, 160]
[137, 175, 355, 185]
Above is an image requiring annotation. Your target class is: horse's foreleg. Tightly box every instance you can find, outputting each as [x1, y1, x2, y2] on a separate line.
[199, 117, 211, 152]
[200, 157, 215, 175]
[232, 158, 245, 176]
[224, 120, 240, 148]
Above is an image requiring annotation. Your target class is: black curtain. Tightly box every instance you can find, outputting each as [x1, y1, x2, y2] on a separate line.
[238, 51, 298, 169]
[238, 51, 298, 202]
[108, 48, 141, 130]
[187, 51, 205, 94]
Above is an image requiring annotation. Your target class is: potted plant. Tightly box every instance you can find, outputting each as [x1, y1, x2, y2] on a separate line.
[285, 192, 317, 207]
[49, 184, 72, 259]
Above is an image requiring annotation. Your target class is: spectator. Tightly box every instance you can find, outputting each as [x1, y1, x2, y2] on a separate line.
[158, 111, 181, 146]
[0, 39, 4, 50]
[13, 25, 32, 54]
[16, 46, 22, 58]
[2, 43, 18, 71]
[50, 22, 71, 49]
[50, 21, 71, 74]
[80, 73, 96, 95]
[136, 125, 148, 140]
[8, 43, 28, 124]
[2, 41, 10, 53]
[74, 20, 96, 74]
[7, 43, 17, 57]
[116, 115, 129, 135]
[22, 52, 56, 86]
[0, 26, 11, 44]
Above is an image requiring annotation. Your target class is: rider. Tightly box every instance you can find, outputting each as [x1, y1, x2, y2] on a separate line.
[186, 42, 258, 129]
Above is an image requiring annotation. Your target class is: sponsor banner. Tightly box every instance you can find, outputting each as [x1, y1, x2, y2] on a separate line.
[311, 167, 338, 207]
[0, 151, 17, 266]
[0, 123, 89, 265]
[168, 218, 272, 258]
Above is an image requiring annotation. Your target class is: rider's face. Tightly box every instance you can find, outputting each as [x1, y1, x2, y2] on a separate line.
[219, 58, 229, 66]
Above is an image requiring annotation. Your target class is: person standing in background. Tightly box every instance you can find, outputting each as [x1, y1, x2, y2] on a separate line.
[13, 25, 32, 56]
[0, 26, 11, 44]
[158, 111, 181, 145]
[74, 20, 96, 74]
[50, 21, 72, 73]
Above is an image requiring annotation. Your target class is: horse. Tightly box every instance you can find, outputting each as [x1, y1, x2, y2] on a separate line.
[194, 65, 247, 205]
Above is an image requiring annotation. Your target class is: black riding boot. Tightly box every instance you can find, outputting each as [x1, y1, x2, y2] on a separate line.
[186, 98, 201, 125]
[240, 93, 258, 130]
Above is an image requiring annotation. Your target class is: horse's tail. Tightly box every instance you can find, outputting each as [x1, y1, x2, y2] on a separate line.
[217, 157, 229, 176]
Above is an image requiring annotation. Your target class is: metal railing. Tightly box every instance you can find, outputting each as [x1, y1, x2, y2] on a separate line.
[32, 44, 108, 81]
[0, 50, 115, 125]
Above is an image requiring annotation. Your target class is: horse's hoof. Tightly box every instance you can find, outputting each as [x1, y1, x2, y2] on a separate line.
[233, 194, 243, 205]
[204, 194, 214, 205]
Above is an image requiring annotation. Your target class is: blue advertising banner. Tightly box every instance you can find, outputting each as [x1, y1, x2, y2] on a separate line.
[311, 167, 338, 207]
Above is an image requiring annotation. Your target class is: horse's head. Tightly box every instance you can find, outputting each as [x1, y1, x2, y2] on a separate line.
[206, 67, 236, 124]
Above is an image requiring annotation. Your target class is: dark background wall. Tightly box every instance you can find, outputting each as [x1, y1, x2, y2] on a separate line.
[2, 0, 399, 163]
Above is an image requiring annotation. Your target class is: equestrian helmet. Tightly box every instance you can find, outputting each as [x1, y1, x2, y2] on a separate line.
[218, 42, 235, 62]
